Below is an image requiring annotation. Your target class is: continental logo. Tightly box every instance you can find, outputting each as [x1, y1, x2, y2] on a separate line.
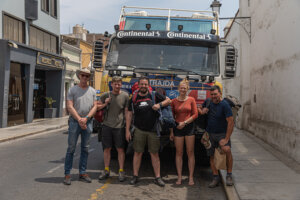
[167, 32, 212, 40]
[117, 31, 161, 38]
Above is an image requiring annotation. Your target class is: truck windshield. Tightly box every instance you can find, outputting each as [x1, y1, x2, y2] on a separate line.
[107, 38, 219, 76]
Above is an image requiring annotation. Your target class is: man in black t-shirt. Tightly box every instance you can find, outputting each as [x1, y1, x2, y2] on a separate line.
[126, 77, 171, 187]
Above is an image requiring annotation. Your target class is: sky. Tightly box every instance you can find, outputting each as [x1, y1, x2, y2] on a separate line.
[60, 0, 239, 36]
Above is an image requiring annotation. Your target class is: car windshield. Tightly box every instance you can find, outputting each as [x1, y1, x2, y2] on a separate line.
[106, 38, 219, 76]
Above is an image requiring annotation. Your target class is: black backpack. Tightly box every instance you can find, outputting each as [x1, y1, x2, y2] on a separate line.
[195, 99, 211, 133]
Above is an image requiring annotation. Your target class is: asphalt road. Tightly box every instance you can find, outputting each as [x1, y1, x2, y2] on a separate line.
[0, 129, 226, 200]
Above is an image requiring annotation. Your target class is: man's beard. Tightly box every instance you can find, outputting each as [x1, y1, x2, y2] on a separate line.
[139, 88, 148, 94]
[212, 97, 221, 103]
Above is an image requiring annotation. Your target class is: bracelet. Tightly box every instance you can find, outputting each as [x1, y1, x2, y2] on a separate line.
[85, 116, 90, 120]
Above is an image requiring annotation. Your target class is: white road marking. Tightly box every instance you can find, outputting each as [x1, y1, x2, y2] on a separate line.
[46, 164, 64, 174]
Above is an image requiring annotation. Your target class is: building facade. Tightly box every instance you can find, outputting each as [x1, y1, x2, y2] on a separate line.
[62, 25, 110, 99]
[222, 0, 300, 162]
[61, 42, 81, 115]
[0, 0, 65, 128]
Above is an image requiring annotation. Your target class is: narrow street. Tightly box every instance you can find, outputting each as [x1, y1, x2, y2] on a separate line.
[0, 130, 226, 200]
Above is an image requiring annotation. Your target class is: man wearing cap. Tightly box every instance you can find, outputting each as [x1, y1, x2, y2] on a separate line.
[63, 68, 97, 185]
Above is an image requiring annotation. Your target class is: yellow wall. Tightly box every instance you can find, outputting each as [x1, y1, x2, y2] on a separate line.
[79, 41, 93, 68]
[94, 45, 108, 95]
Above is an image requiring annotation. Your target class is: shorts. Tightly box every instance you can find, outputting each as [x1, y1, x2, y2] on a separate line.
[207, 133, 231, 156]
[133, 127, 160, 153]
[174, 122, 195, 137]
[101, 125, 125, 149]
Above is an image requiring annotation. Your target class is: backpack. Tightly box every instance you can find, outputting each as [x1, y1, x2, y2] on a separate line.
[195, 99, 211, 133]
[132, 90, 176, 136]
[224, 95, 242, 122]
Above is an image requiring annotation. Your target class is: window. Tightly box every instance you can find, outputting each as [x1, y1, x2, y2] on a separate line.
[29, 25, 58, 54]
[50, 0, 57, 17]
[3, 14, 25, 43]
[42, 0, 57, 18]
[41, 0, 50, 13]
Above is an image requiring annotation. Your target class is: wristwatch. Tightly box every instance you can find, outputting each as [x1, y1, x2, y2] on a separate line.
[85, 116, 90, 120]
[184, 121, 188, 126]
[159, 102, 163, 108]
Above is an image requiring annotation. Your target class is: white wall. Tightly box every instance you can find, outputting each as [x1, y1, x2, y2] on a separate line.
[0, 0, 60, 39]
[224, 0, 300, 162]
[0, 0, 25, 39]
[221, 14, 243, 127]
[33, 0, 60, 36]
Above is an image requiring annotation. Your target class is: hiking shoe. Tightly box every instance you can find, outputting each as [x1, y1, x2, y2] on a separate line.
[226, 175, 234, 186]
[63, 175, 71, 185]
[130, 176, 139, 185]
[208, 178, 219, 188]
[118, 171, 126, 182]
[98, 170, 110, 180]
[79, 174, 92, 183]
[154, 177, 165, 187]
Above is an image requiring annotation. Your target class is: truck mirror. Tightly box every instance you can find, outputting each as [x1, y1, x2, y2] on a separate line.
[93, 40, 103, 68]
[224, 47, 237, 78]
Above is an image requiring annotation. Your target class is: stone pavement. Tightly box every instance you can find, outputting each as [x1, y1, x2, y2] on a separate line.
[0, 116, 68, 143]
[220, 129, 300, 200]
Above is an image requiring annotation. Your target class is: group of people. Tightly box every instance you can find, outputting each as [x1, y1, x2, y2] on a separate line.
[63, 68, 234, 188]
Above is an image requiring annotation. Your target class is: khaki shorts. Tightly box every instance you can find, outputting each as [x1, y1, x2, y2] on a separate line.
[133, 127, 160, 153]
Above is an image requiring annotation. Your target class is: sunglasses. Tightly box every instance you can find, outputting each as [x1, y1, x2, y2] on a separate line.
[80, 74, 90, 78]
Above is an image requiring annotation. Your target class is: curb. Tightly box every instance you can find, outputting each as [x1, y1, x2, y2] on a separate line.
[0, 124, 68, 143]
[219, 170, 240, 200]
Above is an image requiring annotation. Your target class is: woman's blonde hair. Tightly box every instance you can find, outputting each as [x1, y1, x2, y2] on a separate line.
[179, 79, 190, 90]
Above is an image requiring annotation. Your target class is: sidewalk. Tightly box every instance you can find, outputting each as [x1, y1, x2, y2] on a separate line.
[0, 116, 68, 143]
[220, 128, 300, 200]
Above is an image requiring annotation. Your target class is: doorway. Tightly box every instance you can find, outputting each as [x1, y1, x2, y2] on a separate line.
[7, 63, 26, 126]
[33, 69, 46, 118]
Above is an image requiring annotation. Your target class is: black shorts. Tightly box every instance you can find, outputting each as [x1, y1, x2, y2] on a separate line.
[207, 133, 231, 156]
[101, 125, 125, 149]
[174, 122, 195, 137]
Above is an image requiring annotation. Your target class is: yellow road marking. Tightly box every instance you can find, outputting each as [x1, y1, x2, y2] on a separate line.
[88, 178, 112, 200]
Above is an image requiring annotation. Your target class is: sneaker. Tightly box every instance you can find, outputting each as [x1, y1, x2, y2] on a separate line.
[154, 177, 165, 187]
[226, 175, 234, 186]
[130, 176, 139, 185]
[98, 170, 110, 180]
[118, 171, 126, 182]
[63, 175, 71, 185]
[79, 174, 92, 183]
[208, 178, 219, 188]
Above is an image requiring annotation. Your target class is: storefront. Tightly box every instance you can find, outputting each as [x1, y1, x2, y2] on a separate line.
[0, 40, 66, 128]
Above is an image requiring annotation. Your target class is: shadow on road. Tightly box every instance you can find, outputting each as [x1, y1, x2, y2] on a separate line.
[35, 177, 63, 184]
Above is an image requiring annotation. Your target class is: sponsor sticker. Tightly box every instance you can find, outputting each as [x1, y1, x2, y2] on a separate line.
[197, 90, 207, 100]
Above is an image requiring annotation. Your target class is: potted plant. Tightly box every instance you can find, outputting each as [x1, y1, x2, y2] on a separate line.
[44, 97, 57, 118]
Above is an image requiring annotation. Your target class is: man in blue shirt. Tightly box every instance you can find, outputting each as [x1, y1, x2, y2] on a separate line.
[201, 85, 234, 187]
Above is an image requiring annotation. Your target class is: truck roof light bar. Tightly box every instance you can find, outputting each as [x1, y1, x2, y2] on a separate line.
[120, 6, 219, 32]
